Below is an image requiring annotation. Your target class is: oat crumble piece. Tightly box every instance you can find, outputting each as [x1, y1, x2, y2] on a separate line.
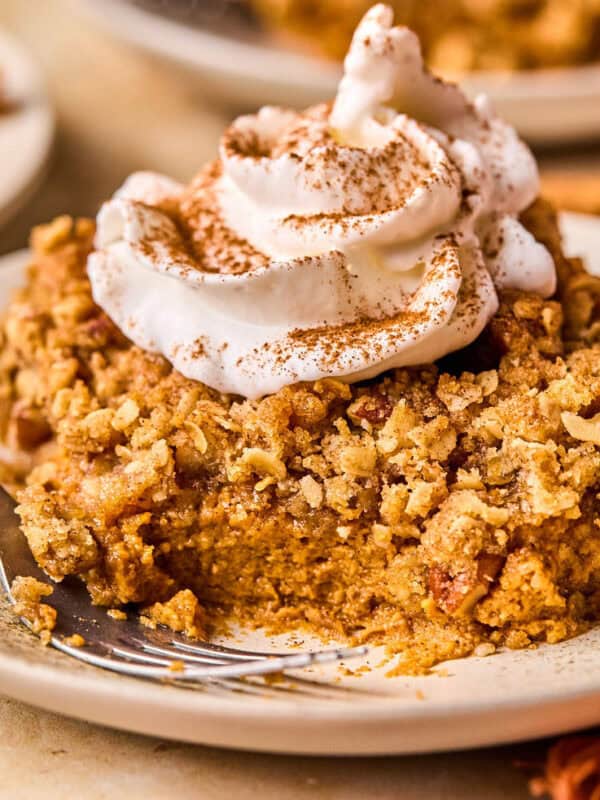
[143, 590, 207, 639]
[107, 608, 127, 621]
[10, 576, 56, 643]
[63, 633, 85, 648]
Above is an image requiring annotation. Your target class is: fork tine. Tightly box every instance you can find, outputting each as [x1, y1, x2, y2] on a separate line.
[111, 645, 179, 668]
[111, 644, 236, 672]
[138, 640, 353, 678]
[52, 637, 368, 682]
[51, 639, 196, 680]
[169, 638, 289, 660]
[208, 679, 287, 696]
[116, 645, 373, 698]
[133, 640, 231, 666]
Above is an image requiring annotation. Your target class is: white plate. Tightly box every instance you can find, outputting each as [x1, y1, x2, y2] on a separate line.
[1, 213, 600, 756]
[0, 31, 54, 230]
[560, 213, 600, 276]
[81, 0, 600, 144]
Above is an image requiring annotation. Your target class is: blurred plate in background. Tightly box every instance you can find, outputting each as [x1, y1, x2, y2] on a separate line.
[82, 0, 600, 145]
[0, 30, 54, 230]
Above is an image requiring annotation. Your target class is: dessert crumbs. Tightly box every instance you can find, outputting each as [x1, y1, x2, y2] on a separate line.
[10, 576, 56, 643]
[107, 608, 127, 621]
[63, 633, 85, 648]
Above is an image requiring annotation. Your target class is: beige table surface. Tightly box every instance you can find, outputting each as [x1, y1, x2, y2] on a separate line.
[0, 2, 596, 797]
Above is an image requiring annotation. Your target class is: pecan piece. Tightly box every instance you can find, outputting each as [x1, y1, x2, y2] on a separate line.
[428, 553, 504, 616]
[13, 408, 52, 450]
[348, 394, 394, 425]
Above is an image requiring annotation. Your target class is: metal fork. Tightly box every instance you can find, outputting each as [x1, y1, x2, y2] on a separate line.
[0, 487, 367, 684]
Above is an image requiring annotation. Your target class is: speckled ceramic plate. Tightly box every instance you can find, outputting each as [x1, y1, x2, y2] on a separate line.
[81, 0, 600, 144]
[0, 31, 54, 230]
[1, 216, 600, 756]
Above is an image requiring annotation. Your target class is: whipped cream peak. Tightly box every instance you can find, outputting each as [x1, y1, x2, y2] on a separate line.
[89, 4, 557, 399]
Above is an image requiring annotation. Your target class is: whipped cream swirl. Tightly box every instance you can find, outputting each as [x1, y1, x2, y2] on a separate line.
[88, 4, 556, 398]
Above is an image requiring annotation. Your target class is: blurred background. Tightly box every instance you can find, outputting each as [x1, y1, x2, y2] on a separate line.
[0, 0, 599, 257]
[0, 0, 230, 254]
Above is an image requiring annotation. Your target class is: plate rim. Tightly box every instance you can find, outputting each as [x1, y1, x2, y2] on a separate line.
[0, 29, 55, 229]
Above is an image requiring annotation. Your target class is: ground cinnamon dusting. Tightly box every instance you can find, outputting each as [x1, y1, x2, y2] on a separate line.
[178, 161, 268, 275]
[158, 101, 454, 283]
